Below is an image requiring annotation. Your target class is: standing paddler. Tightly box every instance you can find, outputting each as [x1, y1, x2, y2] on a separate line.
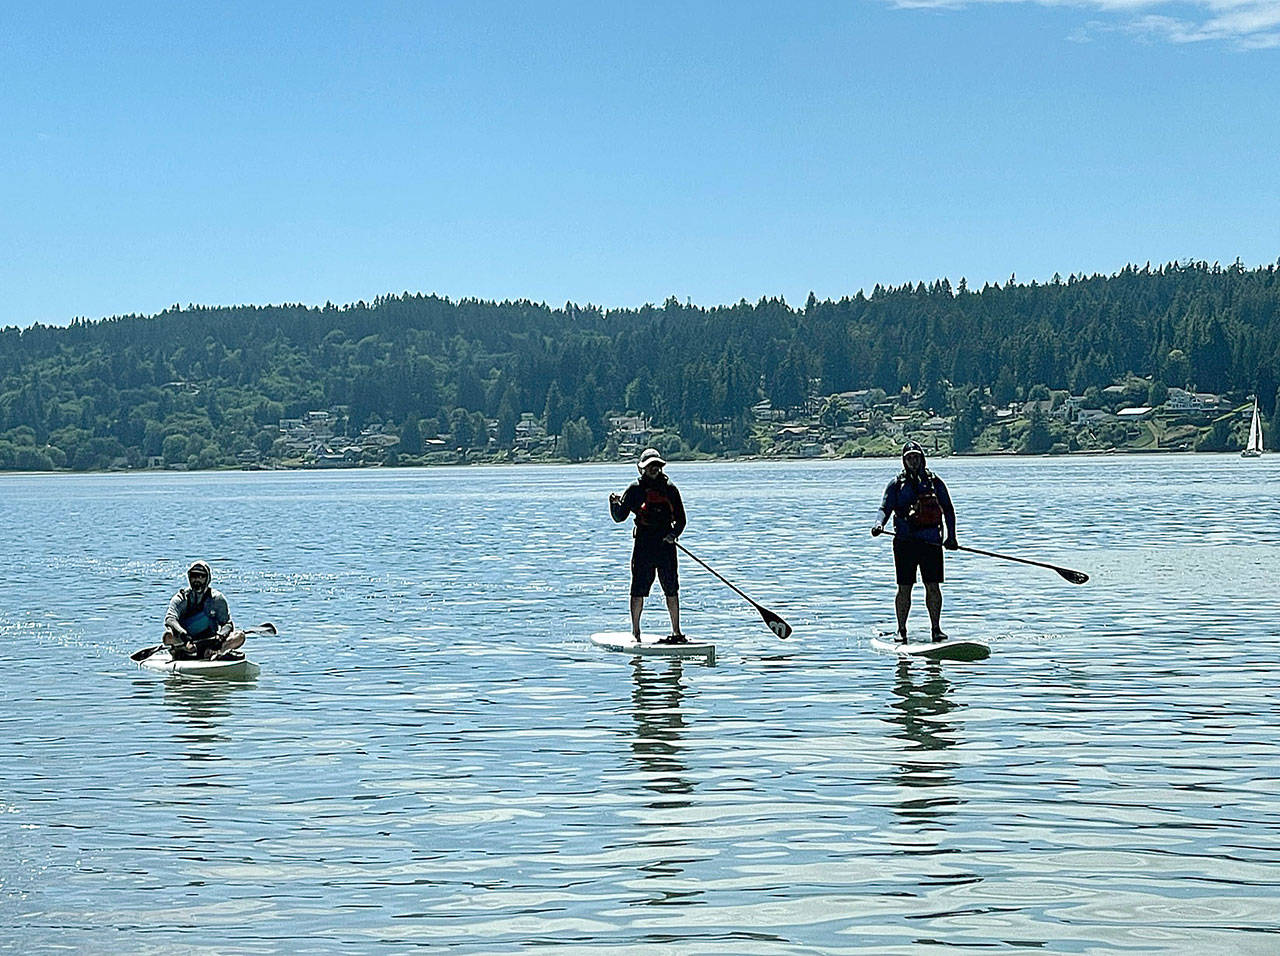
[609, 448, 688, 644]
[872, 441, 958, 642]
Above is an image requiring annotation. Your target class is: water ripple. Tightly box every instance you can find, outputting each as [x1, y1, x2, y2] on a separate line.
[4, 457, 1280, 952]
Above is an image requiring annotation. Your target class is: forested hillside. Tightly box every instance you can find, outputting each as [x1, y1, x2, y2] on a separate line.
[1, 259, 1277, 471]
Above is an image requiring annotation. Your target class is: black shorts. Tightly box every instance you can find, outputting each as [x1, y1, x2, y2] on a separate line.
[893, 535, 944, 586]
[631, 536, 679, 597]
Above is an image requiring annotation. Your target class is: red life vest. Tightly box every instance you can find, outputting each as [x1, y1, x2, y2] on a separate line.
[636, 483, 675, 531]
[905, 475, 943, 530]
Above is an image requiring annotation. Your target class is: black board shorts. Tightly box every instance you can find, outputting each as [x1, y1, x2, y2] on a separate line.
[631, 535, 679, 597]
[893, 534, 944, 585]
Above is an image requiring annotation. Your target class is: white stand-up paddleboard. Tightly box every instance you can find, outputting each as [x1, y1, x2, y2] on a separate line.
[870, 629, 989, 662]
[590, 631, 716, 663]
[132, 646, 261, 681]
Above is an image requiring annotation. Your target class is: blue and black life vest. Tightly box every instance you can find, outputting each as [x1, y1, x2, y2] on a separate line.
[178, 591, 218, 638]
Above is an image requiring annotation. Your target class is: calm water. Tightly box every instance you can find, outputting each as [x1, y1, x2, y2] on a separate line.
[2, 456, 1279, 954]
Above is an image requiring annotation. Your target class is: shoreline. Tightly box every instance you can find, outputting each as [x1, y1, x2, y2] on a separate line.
[0, 445, 1263, 478]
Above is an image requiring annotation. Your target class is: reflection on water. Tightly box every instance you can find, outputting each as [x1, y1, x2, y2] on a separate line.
[624, 660, 704, 908]
[887, 659, 962, 818]
[628, 659, 694, 805]
[889, 659, 958, 755]
[161, 680, 249, 753]
[884, 659, 977, 902]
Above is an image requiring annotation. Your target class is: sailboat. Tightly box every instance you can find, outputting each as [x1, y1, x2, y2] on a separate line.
[1242, 398, 1264, 458]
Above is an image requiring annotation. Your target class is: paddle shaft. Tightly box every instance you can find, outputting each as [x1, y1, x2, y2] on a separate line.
[675, 541, 792, 638]
[134, 622, 276, 662]
[955, 543, 1084, 578]
[882, 531, 1088, 584]
[676, 542, 758, 606]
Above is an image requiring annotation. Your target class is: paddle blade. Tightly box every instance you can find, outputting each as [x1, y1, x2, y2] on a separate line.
[1058, 568, 1089, 585]
[760, 607, 792, 639]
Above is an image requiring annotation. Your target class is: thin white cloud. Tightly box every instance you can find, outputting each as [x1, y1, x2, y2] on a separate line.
[883, 0, 1280, 49]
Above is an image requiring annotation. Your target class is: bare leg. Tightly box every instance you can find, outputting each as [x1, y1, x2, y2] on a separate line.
[163, 626, 196, 657]
[894, 585, 912, 638]
[925, 582, 943, 637]
[665, 593, 681, 636]
[630, 595, 644, 640]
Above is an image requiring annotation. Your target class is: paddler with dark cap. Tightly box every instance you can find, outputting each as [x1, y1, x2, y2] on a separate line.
[609, 448, 688, 644]
[872, 441, 958, 642]
[163, 560, 241, 659]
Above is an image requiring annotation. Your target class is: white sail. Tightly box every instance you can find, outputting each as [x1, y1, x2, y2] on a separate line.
[1242, 399, 1263, 457]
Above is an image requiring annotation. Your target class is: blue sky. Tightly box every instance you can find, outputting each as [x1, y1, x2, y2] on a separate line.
[3, 0, 1278, 326]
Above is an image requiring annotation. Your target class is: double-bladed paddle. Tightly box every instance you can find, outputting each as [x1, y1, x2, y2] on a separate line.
[881, 531, 1089, 585]
[676, 542, 793, 638]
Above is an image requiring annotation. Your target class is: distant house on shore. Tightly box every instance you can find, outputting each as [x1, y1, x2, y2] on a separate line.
[753, 400, 786, 422]
[1075, 409, 1112, 423]
[1164, 388, 1224, 414]
[609, 414, 651, 459]
[834, 390, 875, 411]
[1057, 396, 1085, 421]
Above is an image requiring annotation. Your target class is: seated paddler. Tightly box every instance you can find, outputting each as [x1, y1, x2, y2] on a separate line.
[163, 561, 241, 659]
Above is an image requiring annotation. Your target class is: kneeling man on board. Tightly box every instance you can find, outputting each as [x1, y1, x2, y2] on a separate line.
[163, 561, 242, 659]
[609, 448, 688, 644]
[871, 441, 958, 642]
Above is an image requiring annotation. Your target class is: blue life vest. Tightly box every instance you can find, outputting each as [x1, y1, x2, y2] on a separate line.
[180, 596, 216, 637]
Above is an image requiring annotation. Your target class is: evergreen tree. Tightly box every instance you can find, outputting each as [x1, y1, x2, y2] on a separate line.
[543, 381, 566, 436]
[818, 396, 851, 428]
[1271, 386, 1280, 451]
[561, 417, 594, 461]
[449, 408, 474, 448]
[399, 416, 423, 456]
[1021, 408, 1053, 454]
[993, 367, 1018, 407]
[496, 390, 519, 448]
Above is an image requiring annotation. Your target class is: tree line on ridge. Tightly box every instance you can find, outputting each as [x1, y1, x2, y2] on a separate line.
[0, 258, 1277, 471]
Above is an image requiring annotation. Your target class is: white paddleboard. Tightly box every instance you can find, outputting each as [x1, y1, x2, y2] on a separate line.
[870, 630, 990, 662]
[133, 647, 262, 681]
[590, 631, 716, 662]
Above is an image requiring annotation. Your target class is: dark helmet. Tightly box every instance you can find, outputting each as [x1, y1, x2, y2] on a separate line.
[902, 440, 925, 463]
